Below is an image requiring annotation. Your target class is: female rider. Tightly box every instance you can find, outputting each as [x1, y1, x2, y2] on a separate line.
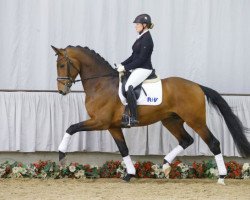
[117, 14, 155, 126]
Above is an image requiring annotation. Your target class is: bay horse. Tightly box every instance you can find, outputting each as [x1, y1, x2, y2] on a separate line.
[51, 45, 250, 184]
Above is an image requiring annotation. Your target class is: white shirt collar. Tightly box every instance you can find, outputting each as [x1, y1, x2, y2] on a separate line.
[137, 29, 149, 39]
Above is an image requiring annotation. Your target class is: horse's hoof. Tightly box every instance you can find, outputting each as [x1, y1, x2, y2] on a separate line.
[59, 151, 67, 165]
[162, 163, 171, 177]
[217, 178, 226, 185]
[123, 174, 135, 182]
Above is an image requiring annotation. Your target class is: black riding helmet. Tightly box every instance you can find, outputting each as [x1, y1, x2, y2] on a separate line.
[133, 14, 151, 24]
[133, 14, 154, 29]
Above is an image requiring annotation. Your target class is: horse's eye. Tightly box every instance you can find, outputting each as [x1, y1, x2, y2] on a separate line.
[60, 64, 65, 68]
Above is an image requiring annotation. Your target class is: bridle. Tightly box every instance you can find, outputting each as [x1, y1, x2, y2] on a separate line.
[56, 49, 118, 94]
[56, 50, 81, 89]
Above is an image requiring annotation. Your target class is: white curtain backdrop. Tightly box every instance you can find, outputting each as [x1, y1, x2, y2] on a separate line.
[0, 0, 250, 93]
[0, 92, 249, 156]
[0, 0, 250, 156]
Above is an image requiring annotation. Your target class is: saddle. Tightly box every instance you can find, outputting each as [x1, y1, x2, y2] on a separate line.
[121, 69, 157, 99]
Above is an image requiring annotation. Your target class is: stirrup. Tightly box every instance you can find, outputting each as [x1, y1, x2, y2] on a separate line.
[121, 114, 131, 128]
[129, 117, 139, 127]
[121, 115, 139, 128]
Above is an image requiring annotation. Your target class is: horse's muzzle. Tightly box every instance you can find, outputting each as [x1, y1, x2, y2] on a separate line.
[59, 90, 67, 95]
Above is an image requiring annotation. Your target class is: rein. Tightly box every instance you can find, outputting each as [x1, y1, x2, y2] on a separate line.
[81, 72, 118, 81]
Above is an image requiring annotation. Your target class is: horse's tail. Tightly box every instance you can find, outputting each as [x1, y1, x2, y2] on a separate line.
[199, 85, 250, 157]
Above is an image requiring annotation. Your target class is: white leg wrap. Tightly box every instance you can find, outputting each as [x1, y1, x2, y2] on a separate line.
[123, 155, 136, 175]
[58, 133, 72, 153]
[164, 145, 184, 163]
[215, 153, 227, 176]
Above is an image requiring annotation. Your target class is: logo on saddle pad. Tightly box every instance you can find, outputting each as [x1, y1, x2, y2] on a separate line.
[147, 97, 158, 102]
[118, 80, 163, 106]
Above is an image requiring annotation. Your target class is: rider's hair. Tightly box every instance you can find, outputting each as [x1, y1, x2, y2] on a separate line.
[147, 23, 154, 29]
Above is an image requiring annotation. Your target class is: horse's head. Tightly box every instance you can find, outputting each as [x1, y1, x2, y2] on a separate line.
[51, 46, 81, 95]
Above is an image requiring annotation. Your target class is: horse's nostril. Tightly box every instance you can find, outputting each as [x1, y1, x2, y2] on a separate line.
[59, 90, 66, 95]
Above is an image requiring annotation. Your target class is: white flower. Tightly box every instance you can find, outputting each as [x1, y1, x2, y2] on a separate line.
[178, 163, 184, 168]
[178, 163, 189, 172]
[242, 174, 249, 179]
[0, 168, 5, 176]
[11, 172, 22, 178]
[151, 164, 166, 179]
[28, 167, 36, 177]
[20, 168, 27, 175]
[40, 170, 47, 178]
[12, 167, 20, 174]
[75, 170, 85, 179]
[90, 165, 99, 169]
[209, 168, 219, 177]
[69, 165, 76, 173]
[0, 168, 5, 173]
[116, 167, 126, 178]
[151, 164, 160, 171]
[49, 166, 54, 172]
[242, 163, 250, 172]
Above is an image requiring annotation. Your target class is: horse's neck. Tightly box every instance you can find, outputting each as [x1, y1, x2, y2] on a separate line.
[78, 54, 118, 94]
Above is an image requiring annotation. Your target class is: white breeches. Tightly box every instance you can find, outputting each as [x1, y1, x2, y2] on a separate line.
[125, 68, 153, 91]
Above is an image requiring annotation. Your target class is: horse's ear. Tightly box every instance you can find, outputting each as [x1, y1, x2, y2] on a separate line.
[51, 45, 62, 56]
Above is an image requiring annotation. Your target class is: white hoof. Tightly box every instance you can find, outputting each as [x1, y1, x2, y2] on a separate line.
[162, 163, 171, 177]
[217, 178, 226, 185]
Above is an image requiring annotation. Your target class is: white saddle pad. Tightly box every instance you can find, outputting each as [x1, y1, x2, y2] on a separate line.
[118, 79, 163, 106]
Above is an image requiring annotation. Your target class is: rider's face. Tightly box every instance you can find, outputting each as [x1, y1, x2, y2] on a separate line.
[135, 23, 145, 33]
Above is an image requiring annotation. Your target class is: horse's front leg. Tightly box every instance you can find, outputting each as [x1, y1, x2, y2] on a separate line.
[108, 128, 136, 182]
[58, 118, 107, 162]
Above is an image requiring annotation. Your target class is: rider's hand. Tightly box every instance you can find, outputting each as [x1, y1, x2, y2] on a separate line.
[117, 64, 125, 72]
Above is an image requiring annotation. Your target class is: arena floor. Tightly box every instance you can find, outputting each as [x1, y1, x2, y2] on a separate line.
[0, 178, 249, 200]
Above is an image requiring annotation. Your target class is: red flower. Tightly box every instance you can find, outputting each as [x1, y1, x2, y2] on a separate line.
[134, 162, 140, 169]
[18, 163, 23, 167]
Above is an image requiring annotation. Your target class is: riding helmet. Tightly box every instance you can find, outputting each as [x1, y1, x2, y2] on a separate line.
[133, 14, 154, 29]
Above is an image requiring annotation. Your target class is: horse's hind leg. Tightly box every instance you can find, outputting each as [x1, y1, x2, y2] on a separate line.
[161, 113, 194, 176]
[108, 128, 136, 182]
[187, 123, 227, 184]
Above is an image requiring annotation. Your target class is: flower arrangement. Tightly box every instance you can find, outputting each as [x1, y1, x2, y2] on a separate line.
[188, 161, 205, 178]
[0, 159, 249, 179]
[226, 161, 242, 179]
[100, 160, 122, 178]
[151, 164, 165, 179]
[134, 161, 155, 178]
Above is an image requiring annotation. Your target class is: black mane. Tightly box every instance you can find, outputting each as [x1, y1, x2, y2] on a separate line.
[66, 45, 113, 69]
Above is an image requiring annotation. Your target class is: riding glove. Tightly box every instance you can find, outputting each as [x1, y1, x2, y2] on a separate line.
[117, 64, 125, 72]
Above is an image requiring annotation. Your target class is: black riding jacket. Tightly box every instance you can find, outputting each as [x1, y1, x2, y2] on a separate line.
[122, 31, 154, 71]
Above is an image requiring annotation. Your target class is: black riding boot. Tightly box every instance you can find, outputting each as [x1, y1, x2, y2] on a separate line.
[126, 85, 139, 126]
